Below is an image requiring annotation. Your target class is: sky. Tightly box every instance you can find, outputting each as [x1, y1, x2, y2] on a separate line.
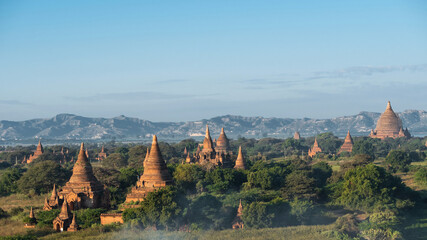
[1, 0, 427, 122]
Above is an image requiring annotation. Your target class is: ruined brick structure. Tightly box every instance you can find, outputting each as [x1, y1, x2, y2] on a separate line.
[97, 146, 107, 161]
[369, 101, 411, 139]
[294, 131, 300, 140]
[53, 198, 73, 232]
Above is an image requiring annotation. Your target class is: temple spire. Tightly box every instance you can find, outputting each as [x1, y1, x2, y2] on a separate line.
[237, 199, 243, 216]
[386, 100, 392, 110]
[59, 198, 71, 220]
[29, 207, 35, 219]
[234, 146, 246, 170]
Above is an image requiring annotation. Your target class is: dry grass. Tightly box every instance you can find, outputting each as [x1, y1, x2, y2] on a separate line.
[0, 218, 29, 236]
[0, 193, 46, 211]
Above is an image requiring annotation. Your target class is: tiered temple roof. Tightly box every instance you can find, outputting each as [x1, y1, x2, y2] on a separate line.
[338, 131, 354, 154]
[369, 101, 411, 139]
[43, 184, 60, 210]
[59, 143, 108, 210]
[308, 138, 322, 157]
[234, 146, 246, 170]
[125, 135, 172, 203]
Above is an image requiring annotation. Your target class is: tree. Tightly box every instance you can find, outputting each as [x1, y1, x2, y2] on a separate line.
[289, 197, 314, 224]
[333, 164, 415, 211]
[173, 164, 205, 191]
[283, 170, 317, 200]
[242, 201, 274, 228]
[0, 167, 24, 196]
[385, 150, 411, 173]
[187, 193, 224, 230]
[17, 161, 70, 194]
[128, 145, 147, 169]
[352, 138, 375, 157]
[103, 153, 128, 169]
[122, 187, 182, 229]
[311, 161, 332, 188]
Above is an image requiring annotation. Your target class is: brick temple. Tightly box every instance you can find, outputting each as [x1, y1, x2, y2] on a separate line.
[369, 101, 410, 139]
[338, 130, 354, 154]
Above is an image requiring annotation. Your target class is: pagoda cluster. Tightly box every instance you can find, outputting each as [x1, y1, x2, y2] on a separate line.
[182, 125, 246, 170]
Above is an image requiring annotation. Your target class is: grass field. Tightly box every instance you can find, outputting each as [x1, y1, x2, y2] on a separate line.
[0, 193, 45, 212]
[37, 224, 336, 240]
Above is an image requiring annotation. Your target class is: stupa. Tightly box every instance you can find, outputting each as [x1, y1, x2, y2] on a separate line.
[67, 213, 79, 232]
[24, 207, 37, 228]
[234, 146, 247, 170]
[369, 101, 410, 139]
[59, 143, 109, 210]
[308, 138, 322, 157]
[125, 135, 173, 203]
[232, 200, 244, 229]
[338, 131, 354, 154]
[294, 131, 301, 140]
[27, 140, 44, 163]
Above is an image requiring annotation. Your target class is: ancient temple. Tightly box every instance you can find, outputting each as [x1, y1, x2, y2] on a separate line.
[185, 152, 193, 164]
[191, 125, 233, 168]
[232, 200, 244, 229]
[338, 131, 354, 154]
[27, 140, 44, 163]
[97, 146, 107, 161]
[125, 135, 173, 203]
[24, 207, 37, 228]
[294, 131, 301, 140]
[43, 184, 60, 210]
[59, 143, 109, 210]
[234, 146, 247, 170]
[308, 138, 322, 157]
[67, 213, 79, 232]
[53, 198, 73, 232]
[369, 101, 411, 139]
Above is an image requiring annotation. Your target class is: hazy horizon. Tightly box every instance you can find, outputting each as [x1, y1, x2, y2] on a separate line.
[1, 1, 427, 122]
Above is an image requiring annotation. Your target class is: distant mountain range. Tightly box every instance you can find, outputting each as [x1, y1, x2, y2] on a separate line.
[1, 110, 426, 143]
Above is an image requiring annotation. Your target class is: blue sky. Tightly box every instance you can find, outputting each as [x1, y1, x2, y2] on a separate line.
[1, 0, 426, 121]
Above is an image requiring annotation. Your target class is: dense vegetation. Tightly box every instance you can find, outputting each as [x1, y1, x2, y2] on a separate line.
[0, 134, 426, 239]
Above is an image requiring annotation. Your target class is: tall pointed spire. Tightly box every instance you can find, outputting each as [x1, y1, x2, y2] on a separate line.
[143, 147, 150, 168]
[59, 198, 71, 220]
[202, 125, 214, 153]
[386, 100, 392, 110]
[234, 146, 246, 170]
[140, 135, 172, 186]
[29, 207, 35, 219]
[68, 142, 97, 183]
[186, 152, 192, 163]
[67, 213, 79, 232]
[237, 199, 243, 216]
[308, 138, 322, 157]
[338, 130, 354, 154]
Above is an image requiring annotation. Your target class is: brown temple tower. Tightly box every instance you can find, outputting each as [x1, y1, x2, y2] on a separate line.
[67, 213, 79, 232]
[191, 125, 233, 167]
[27, 140, 44, 163]
[143, 148, 150, 169]
[53, 198, 73, 232]
[294, 131, 301, 140]
[234, 146, 247, 170]
[59, 143, 109, 210]
[43, 184, 60, 210]
[125, 135, 173, 203]
[369, 101, 410, 139]
[97, 146, 107, 161]
[232, 199, 244, 229]
[308, 138, 322, 157]
[338, 131, 354, 154]
[24, 207, 37, 228]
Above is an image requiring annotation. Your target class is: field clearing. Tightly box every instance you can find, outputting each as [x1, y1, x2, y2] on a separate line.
[38, 224, 335, 240]
[0, 193, 45, 211]
[0, 219, 28, 236]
